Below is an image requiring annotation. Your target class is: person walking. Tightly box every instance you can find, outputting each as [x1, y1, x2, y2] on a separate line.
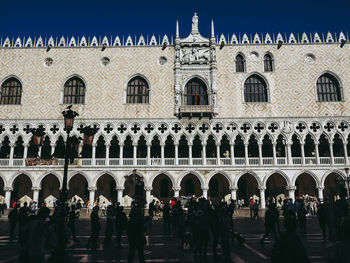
[297, 201, 307, 234]
[316, 202, 328, 241]
[101, 201, 106, 217]
[127, 202, 145, 263]
[68, 205, 78, 242]
[148, 200, 155, 220]
[8, 204, 19, 241]
[115, 206, 127, 248]
[162, 202, 171, 235]
[87, 206, 100, 251]
[253, 200, 259, 220]
[103, 205, 114, 248]
[18, 202, 31, 234]
[260, 203, 278, 247]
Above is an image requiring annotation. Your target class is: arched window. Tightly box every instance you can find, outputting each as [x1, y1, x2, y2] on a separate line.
[126, 76, 149, 103]
[263, 53, 274, 72]
[235, 54, 245, 72]
[316, 73, 342, 102]
[63, 77, 86, 104]
[244, 75, 268, 102]
[184, 78, 208, 105]
[0, 77, 22, 105]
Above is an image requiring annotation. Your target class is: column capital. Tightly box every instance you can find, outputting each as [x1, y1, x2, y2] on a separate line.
[201, 187, 209, 191]
[202, 143, 207, 147]
[32, 187, 41, 191]
[3, 186, 13, 192]
[92, 143, 97, 147]
[119, 143, 125, 147]
[9, 143, 15, 148]
[229, 187, 238, 191]
[215, 143, 221, 147]
[88, 186, 97, 191]
[23, 143, 29, 147]
[172, 187, 181, 191]
[286, 186, 297, 191]
[144, 186, 153, 191]
[116, 186, 125, 191]
[50, 143, 56, 147]
[258, 186, 266, 191]
[317, 186, 325, 190]
[146, 142, 152, 147]
[132, 142, 138, 147]
[229, 142, 235, 146]
[105, 143, 111, 147]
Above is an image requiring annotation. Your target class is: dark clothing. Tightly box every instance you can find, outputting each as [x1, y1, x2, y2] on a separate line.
[8, 208, 18, 240]
[261, 209, 277, 245]
[271, 231, 309, 263]
[115, 210, 127, 247]
[163, 205, 171, 234]
[88, 210, 100, 250]
[127, 209, 145, 263]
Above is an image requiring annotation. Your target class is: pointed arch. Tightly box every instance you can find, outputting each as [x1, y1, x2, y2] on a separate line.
[176, 170, 205, 189]
[263, 52, 274, 72]
[183, 77, 209, 106]
[0, 75, 23, 105]
[292, 170, 320, 187]
[235, 52, 246, 72]
[9, 171, 35, 188]
[316, 71, 343, 102]
[67, 171, 92, 188]
[321, 169, 345, 187]
[125, 74, 150, 104]
[205, 170, 233, 188]
[36, 171, 62, 189]
[243, 73, 269, 103]
[263, 170, 291, 187]
[148, 170, 176, 189]
[62, 75, 86, 104]
[234, 170, 262, 188]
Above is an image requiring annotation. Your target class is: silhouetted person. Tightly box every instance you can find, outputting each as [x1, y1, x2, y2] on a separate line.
[68, 205, 78, 241]
[115, 206, 127, 248]
[328, 218, 350, 263]
[271, 215, 309, 263]
[297, 201, 307, 234]
[162, 202, 171, 235]
[261, 203, 278, 247]
[127, 202, 145, 263]
[8, 204, 19, 241]
[103, 205, 114, 248]
[252, 200, 259, 219]
[316, 203, 328, 241]
[87, 206, 100, 251]
[18, 202, 30, 234]
[148, 200, 155, 219]
[19, 207, 56, 263]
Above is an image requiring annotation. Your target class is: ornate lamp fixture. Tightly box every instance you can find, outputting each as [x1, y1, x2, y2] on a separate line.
[31, 127, 46, 146]
[62, 105, 79, 132]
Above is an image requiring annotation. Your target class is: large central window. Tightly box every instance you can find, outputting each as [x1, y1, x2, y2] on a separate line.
[0, 77, 22, 105]
[184, 78, 208, 105]
[63, 77, 86, 104]
[126, 76, 149, 104]
[244, 75, 268, 102]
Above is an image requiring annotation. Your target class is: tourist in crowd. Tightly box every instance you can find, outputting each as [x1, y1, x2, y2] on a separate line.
[115, 205, 127, 248]
[316, 202, 328, 241]
[127, 201, 145, 263]
[148, 200, 155, 219]
[101, 201, 107, 217]
[103, 205, 114, 248]
[8, 203, 19, 241]
[18, 202, 31, 234]
[87, 206, 100, 251]
[162, 202, 171, 235]
[252, 200, 259, 220]
[260, 203, 278, 247]
[68, 204, 78, 242]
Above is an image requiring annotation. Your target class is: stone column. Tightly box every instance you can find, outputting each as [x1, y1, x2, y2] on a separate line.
[259, 187, 266, 209]
[202, 143, 207, 165]
[189, 144, 193, 166]
[119, 143, 124, 166]
[230, 142, 235, 165]
[258, 143, 263, 165]
[329, 143, 334, 165]
[145, 187, 152, 205]
[133, 143, 137, 166]
[315, 142, 320, 165]
[216, 143, 220, 165]
[202, 187, 208, 199]
[105, 143, 110, 166]
[147, 142, 151, 165]
[230, 187, 237, 200]
[301, 143, 305, 165]
[161, 143, 165, 166]
[174, 143, 179, 165]
[244, 143, 249, 165]
[343, 142, 349, 165]
[317, 186, 324, 201]
[92, 143, 96, 166]
[287, 186, 296, 201]
[4, 187, 12, 208]
[32, 187, 40, 203]
[88, 187, 97, 206]
[116, 187, 124, 205]
[287, 143, 293, 165]
[9, 143, 15, 166]
[50, 143, 56, 156]
[272, 143, 277, 165]
[23, 143, 29, 159]
[173, 187, 180, 198]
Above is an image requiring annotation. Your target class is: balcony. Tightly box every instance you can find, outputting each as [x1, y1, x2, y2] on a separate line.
[179, 105, 214, 118]
[0, 156, 347, 168]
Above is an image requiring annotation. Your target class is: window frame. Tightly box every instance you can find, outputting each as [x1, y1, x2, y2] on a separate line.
[316, 72, 343, 102]
[62, 76, 86, 105]
[235, 53, 246, 73]
[263, 52, 274, 72]
[243, 73, 269, 103]
[125, 75, 151, 104]
[0, 76, 22, 105]
[183, 77, 209, 106]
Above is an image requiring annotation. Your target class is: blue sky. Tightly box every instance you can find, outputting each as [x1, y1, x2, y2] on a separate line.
[0, 0, 349, 39]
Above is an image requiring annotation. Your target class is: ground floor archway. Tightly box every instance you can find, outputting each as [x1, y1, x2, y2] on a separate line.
[324, 172, 345, 199]
[96, 174, 117, 203]
[68, 174, 88, 201]
[265, 173, 288, 202]
[237, 173, 259, 205]
[295, 173, 317, 197]
[208, 173, 230, 201]
[12, 174, 33, 204]
[180, 173, 202, 197]
[39, 174, 60, 206]
[151, 174, 174, 202]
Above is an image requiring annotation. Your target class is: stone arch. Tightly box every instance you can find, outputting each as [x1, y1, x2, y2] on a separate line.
[315, 70, 343, 101]
[179, 172, 203, 197]
[207, 172, 231, 200]
[242, 72, 270, 103]
[36, 171, 62, 189]
[96, 173, 117, 203]
[9, 171, 35, 188]
[205, 170, 233, 189]
[236, 172, 260, 204]
[177, 170, 205, 189]
[39, 174, 61, 205]
[124, 73, 151, 104]
[148, 170, 176, 188]
[293, 171, 319, 197]
[322, 170, 346, 198]
[67, 171, 92, 188]
[234, 170, 262, 188]
[321, 169, 345, 188]
[150, 172, 175, 201]
[92, 171, 118, 187]
[292, 170, 320, 187]
[67, 173, 89, 201]
[264, 172, 289, 200]
[12, 173, 33, 203]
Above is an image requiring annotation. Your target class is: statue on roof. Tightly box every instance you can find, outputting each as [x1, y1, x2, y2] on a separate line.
[192, 13, 199, 33]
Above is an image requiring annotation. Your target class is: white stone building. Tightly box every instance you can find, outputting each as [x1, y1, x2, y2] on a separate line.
[0, 14, 349, 208]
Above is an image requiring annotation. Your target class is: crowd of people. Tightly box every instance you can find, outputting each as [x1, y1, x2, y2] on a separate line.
[5, 193, 350, 263]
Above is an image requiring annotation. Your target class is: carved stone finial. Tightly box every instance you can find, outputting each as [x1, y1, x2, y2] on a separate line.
[192, 13, 199, 33]
[211, 20, 215, 38]
[176, 20, 179, 38]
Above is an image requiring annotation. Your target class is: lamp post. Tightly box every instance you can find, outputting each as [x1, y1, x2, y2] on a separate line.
[345, 168, 350, 200]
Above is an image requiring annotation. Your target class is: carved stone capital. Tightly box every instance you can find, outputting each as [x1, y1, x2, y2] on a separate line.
[116, 186, 125, 191]
[172, 187, 181, 191]
[3, 187, 13, 192]
[286, 186, 297, 191]
[32, 187, 41, 191]
[229, 187, 238, 191]
[258, 186, 266, 191]
[88, 186, 97, 191]
[144, 186, 153, 191]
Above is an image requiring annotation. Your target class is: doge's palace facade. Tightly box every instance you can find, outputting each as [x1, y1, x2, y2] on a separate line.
[0, 14, 349, 208]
